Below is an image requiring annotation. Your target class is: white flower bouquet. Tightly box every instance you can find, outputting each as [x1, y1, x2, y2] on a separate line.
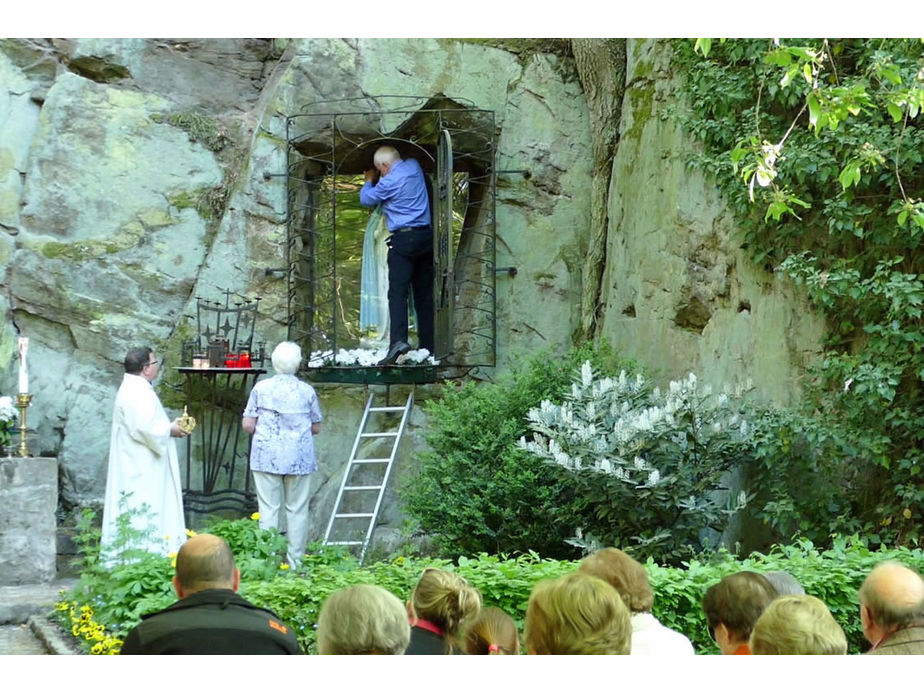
[308, 347, 438, 368]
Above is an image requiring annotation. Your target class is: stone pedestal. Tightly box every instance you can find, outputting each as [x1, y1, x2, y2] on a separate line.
[0, 457, 58, 585]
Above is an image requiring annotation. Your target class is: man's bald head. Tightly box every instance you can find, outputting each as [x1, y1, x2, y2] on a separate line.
[173, 534, 239, 597]
[859, 561, 924, 631]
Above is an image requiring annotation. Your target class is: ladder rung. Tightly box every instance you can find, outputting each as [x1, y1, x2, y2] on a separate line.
[325, 540, 363, 546]
[335, 512, 374, 518]
[369, 406, 407, 412]
[354, 458, 390, 463]
[360, 432, 399, 438]
[344, 485, 384, 491]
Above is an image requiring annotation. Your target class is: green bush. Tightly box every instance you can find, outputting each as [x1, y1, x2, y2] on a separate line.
[401, 341, 631, 559]
[60, 510, 290, 643]
[60, 516, 924, 655]
[741, 406, 879, 548]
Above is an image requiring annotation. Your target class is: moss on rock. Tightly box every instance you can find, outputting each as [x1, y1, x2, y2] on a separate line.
[152, 111, 230, 153]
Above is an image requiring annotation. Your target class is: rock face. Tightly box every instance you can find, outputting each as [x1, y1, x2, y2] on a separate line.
[597, 41, 823, 402]
[0, 38, 823, 551]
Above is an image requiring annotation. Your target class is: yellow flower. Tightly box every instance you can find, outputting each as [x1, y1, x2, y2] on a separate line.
[250, 511, 261, 521]
[903, 508, 913, 519]
[185, 528, 197, 537]
[279, 563, 290, 570]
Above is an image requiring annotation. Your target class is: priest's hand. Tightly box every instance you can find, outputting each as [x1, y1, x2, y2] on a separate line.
[170, 419, 189, 437]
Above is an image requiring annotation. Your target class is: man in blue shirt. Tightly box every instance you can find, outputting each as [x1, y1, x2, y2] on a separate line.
[360, 145, 434, 365]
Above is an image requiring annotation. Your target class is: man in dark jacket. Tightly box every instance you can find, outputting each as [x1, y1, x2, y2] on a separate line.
[120, 533, 301, 654]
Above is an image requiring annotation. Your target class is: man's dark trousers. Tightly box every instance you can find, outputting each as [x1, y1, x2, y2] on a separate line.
[387, 225, 434, 352]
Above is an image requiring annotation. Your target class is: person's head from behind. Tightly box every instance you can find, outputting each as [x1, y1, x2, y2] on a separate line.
[524, 572, 631, 655]
[579, 547, 653, 614]
[373, 145, 401, 177]
[858, 561, 924, 647]
[750, 595, 847, 655]
[317, 584, 410, 655]
[702, 571, 777, 654]
[125, 346, 158, 380]
[408, 567, 482, 647]
[172, 534, 239, 599]
[464, 606, 520, 655]
[271, 341, 302, 375]
[763, 571, 805, 597]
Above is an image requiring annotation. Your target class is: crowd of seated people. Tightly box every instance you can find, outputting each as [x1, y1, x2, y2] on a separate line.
[119, 534, 924, 656]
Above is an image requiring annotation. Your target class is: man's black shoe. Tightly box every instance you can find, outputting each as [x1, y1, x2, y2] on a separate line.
[378, 341, 411, 366]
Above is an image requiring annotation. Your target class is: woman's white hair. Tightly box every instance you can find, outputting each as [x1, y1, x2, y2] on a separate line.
[271, 341, 302, 374]
[374, 145, 400, 167]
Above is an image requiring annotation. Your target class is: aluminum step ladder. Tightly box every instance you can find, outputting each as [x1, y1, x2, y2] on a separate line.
[322, 391, 413, 563]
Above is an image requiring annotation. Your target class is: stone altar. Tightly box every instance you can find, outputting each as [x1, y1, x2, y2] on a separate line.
[0, 456, 58, 585]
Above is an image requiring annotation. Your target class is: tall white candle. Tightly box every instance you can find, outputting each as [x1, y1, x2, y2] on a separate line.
[18, 337, 28, 394]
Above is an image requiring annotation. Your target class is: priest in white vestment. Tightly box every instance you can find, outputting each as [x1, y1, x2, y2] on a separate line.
[101, 347, 188, 560]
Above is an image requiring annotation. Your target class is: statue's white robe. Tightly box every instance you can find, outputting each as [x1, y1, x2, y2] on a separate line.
[100, 373, 185, 559]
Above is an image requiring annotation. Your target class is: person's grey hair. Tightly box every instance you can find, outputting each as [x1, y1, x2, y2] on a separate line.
[317, 584, 411, 655]
[763, 571, 805, 597]
[374, 145, 400, 167]
[271, 341, 302, 374]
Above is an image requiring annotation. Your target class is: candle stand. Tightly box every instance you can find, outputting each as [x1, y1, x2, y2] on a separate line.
[15, 393, 32, 457]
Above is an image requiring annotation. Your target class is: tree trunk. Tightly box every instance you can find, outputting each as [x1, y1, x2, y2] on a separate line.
[571, 39, 627, 341]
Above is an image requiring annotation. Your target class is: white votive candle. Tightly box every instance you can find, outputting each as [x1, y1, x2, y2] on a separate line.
[18, 337, 28, 394]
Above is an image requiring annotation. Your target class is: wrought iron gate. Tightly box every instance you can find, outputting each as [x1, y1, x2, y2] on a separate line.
[284, 96, 496, 383]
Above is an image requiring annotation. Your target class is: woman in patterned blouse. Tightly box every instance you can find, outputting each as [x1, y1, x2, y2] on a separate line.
[242, 341, 322, 567]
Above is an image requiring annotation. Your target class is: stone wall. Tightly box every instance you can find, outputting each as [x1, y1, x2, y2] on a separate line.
[0, 457, 57, 584]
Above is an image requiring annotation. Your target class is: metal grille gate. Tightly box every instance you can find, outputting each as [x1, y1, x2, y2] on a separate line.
[283, 96, 496, 383]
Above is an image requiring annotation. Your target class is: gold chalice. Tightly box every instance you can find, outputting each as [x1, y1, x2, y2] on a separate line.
[178, 406, 197, 434]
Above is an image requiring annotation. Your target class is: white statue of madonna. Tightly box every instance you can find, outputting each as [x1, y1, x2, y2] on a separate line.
[359, 206, 391, 350]
[359, 205, 421, 354]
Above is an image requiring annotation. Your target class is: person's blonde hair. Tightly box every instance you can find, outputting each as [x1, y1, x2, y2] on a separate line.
[317, 584, 410, 655]
[524, 572, 631, 655]
[750, 594, 847, 655]
[464, 606, 520, 655]
[579, 547, 654, 613]
[409, 568, 482, 652]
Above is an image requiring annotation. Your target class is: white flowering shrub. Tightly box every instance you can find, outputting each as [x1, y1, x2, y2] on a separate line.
[518, 362, 752, 562]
